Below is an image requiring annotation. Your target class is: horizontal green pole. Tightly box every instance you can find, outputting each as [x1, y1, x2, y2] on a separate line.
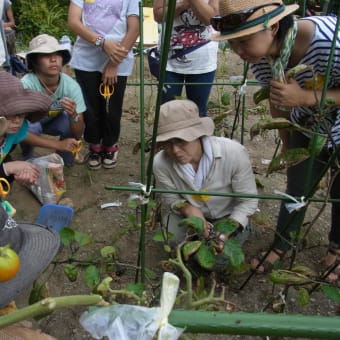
[127, 80, 259, 86]
[105, 184, 340, 203]
[169, 310, 340, 339]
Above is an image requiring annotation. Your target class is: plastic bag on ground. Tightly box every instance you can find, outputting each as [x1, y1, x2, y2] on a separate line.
[26, 153, 66, 204]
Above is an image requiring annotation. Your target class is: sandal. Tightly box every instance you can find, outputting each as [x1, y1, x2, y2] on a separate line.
[250, 248, 285, 274]
[320, 248, 340, 282]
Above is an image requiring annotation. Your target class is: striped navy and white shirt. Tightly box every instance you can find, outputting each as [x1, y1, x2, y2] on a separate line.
[251, 16, 340, 147]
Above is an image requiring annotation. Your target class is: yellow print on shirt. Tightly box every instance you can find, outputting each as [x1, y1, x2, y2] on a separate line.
[192, 189, 211, 202]
[304, 74, 325, 90]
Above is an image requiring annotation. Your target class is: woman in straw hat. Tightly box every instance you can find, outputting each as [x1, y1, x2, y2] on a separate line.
[153, 99, 258, 270]
[212, 0, 340, 277]
[0, 203, 59, 339]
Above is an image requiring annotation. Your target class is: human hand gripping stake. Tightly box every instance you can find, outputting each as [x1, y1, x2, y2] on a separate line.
[270, 77, 315, 108]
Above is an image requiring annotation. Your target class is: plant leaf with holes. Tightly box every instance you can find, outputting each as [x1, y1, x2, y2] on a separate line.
[250, 117, 294, 139]
[267, 148, 310, 174]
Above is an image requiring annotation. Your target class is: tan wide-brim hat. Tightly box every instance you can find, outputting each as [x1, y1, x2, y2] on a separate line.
[0, 71, 52, 122]
[26, 34, 71, 70]
[156, 99, 215, 142]
[211, 0, 299, 41]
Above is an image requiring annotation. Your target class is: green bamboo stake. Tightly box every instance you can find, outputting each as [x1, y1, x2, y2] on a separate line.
[169, 310, 340, 338]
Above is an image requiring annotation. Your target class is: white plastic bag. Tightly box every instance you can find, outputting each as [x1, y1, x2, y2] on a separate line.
[80, 273, 184, 340]
[27, 153, 66, 204]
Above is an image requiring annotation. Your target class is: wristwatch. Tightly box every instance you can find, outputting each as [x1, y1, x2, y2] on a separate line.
[94, 36, 104, 47]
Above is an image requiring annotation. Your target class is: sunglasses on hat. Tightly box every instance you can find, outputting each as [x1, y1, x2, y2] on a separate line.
[211, 2, 281, 32]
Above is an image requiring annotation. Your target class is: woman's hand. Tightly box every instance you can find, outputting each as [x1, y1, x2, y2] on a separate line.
[102, 40, 128, 66]
[4, 161, 40, 185]
[103, 62, 118, 85]
[270, 78, 313, 108]
[57, 138, 79, 152]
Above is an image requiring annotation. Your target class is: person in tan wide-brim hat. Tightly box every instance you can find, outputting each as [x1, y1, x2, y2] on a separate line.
[153, 99, 258, 272]
[212, 0, 340, 279]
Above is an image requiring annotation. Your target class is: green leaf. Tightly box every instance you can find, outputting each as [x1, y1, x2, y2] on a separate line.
[182, 240, 202, 261]
[221, 90, 231, 106]
[85, 265, 101, 289]
[100, 246, 116, 258]
[179, 216, 205, 235]
[153, 231, 166, 242]
[297, 287, 310, 307]
[163, 244, 172, 253]
[321, 284, 340, 303]
[223, 239, 244, 267]
[64, 264, 78, 282]
[126, 282, 145, 296]
[253, 86, 270, 105]
[59, 227, 75, 246]
[74, 231, 93, 247]
[308, 135, 326, 156]
[127, 200, 138, 209]
[95, 277, 113, 293]
[269, 270, 311, 285]
[195, 244, 216, 270]
[145, 268, 158, 280]
[213, 218, 238, 235]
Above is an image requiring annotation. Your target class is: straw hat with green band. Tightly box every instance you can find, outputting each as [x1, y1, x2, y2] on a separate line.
[211, 0, 299, 41]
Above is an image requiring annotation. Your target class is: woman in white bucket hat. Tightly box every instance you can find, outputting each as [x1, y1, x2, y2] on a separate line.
[212, 0, 340, 278]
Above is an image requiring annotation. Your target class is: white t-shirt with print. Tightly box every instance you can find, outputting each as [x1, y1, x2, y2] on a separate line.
[163, 0, 218, 74]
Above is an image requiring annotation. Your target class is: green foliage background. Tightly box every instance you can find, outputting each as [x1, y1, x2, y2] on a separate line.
[10, 0, 339, 48]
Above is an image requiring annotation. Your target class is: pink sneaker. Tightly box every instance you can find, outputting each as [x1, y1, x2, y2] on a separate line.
[102, 144, 119, 169]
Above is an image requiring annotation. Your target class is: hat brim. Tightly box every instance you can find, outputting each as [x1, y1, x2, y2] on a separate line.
[156, 117, 215, 142]
[0, 223, 60, 308]
[26, 49, 71, 69]
[0, 89, 53, 122]
[211, 4, 299, 41]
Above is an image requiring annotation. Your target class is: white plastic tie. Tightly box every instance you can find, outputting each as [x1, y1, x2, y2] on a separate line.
[238, 79, 248, 96]
[274, 190, 307, 213]
[128, 182, 153, 205]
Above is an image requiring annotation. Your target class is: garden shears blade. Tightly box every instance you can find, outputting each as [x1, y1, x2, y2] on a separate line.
[0, 177, 10, 198]
[99, 83, 114, 114]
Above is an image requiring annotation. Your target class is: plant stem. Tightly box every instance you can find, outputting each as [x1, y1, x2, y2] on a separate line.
[0, 295, 105, 328]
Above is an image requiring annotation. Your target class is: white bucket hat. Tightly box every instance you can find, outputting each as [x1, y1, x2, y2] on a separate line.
[0, 205, 60, 308]
[26, 34, 71, 70]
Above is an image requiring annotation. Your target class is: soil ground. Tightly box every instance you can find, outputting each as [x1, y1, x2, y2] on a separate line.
[7, 50, 340, 339]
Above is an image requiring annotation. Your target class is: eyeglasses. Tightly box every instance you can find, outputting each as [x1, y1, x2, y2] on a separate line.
[158, 138, 188, 151]
[211, 2, 281, 32]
